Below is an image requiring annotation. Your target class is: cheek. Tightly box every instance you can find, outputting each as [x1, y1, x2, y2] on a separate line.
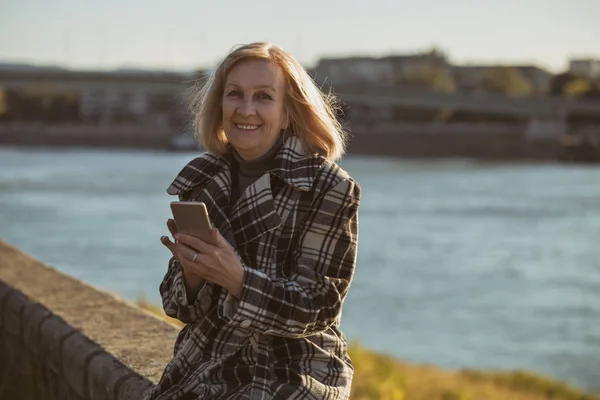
[260, 105, 284, 128]
[222, 101, 235, 121]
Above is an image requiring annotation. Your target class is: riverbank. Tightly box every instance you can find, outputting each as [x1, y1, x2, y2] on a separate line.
[0, 122, 570, 160]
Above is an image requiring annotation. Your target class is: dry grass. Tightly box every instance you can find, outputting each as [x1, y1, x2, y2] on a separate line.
[137, 299, 599, 400]
[348, 343, 600, 400]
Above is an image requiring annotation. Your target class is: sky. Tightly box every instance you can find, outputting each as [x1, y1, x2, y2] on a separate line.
[1, 0, 599, 73]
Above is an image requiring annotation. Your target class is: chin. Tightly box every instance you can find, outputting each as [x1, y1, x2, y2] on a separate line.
[228, 137, 257, 151]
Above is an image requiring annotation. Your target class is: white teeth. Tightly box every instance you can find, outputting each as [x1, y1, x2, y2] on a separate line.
[236, 124, 259, 130]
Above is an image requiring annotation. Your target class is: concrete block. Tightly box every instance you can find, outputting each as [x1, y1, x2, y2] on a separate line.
[140, 380, 156, 400]
[0, 334, 22, 385]
[117, 375, 154, 400]
[0, 248, 172, 400]
[2, 287, 28, 336]
[38, 315, 76, 374]
[87, 353, 136, 400]
[43, 365, 62, 400]
[0, 281, 14, 305]
[59, 381, 88, 400]
[62, 332, 105, 398]
[21, 302, 52, 350]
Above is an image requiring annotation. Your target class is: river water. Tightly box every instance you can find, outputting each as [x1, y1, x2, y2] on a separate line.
[1, 146, 599, 391]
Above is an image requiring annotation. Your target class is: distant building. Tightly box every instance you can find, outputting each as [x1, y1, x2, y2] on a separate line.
[0, 67, 195, 125]
[453, 64, 551, 94]
[451, 66, 488, 93]
[313, 49, 451, 88]
[569, 59, 600, 79]
[514, 66, 552, 94]
[381, 49, 450, 85]
[313, 56, 393, 86]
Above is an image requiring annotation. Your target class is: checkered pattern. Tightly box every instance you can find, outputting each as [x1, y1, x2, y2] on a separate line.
[146, 136, 361, 400]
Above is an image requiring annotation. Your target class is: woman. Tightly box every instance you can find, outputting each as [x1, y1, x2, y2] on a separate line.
[148, 42, 361, 400]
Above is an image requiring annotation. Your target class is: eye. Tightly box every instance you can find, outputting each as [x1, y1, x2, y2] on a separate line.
[226, 90, 242, 98]
[257, 92, 273, 101]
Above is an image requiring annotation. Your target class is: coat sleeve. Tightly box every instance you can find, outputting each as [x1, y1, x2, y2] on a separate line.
[160, 256, 215, 323]
[218, 177, 360, 338]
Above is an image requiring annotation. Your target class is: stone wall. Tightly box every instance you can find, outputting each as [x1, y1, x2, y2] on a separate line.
[0, 240, 179, 400]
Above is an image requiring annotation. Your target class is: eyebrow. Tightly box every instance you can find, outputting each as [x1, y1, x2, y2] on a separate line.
[225, 83, 276, 92]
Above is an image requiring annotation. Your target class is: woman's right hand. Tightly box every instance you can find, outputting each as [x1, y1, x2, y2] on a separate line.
[161, 219, 205, 292]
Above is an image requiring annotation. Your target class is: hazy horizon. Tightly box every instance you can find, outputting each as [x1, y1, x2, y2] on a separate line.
[2, 0, 599, 73]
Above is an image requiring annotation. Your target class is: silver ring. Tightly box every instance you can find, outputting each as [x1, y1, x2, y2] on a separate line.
[192, 252, 199, 263]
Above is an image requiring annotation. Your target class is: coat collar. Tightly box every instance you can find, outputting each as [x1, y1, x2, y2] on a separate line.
[166, 135, 328, 248]
[166, 135, 326, 196]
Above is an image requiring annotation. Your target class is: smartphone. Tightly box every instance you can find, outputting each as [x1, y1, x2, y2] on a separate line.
[170, 201, 214, 244]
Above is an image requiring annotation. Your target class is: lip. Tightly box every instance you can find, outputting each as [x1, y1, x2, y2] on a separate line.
[233, 123, 261, 131]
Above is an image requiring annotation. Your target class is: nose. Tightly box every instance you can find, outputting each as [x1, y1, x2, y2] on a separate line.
[236, 99, 256, 117]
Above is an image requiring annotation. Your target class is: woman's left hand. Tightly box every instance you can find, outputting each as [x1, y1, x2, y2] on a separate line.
[174, 229, 245, 299]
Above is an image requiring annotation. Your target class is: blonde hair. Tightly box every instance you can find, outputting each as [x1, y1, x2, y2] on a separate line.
[189, 42, 347, 161]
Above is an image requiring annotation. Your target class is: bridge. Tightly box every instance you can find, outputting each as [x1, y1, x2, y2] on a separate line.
[0, 68, 193, 93]
[1, 68, 599, 119]
[333, 84, 600, 118]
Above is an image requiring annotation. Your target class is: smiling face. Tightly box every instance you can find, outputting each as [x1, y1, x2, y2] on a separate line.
[222, 59, 288, 161]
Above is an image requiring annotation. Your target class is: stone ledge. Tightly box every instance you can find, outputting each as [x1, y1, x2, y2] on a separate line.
[0, 239, 179, 399]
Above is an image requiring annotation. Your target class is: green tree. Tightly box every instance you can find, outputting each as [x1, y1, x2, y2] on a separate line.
[0, 88, 7, 118]
[401, 65, 457, 93]
[550, 72, 575, 96]
[564, 78, 592, 97]
[480, 67, 534, 96]
[582, 78, 600, 99]
[550, 73, 600, 99]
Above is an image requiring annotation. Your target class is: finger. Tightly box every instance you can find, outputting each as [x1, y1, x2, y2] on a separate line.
[179, 246, 192, 261]
[162, 235, 187, 253]
[167, 219, 179, 237]
[192, 253, 211, 270]
[161, 235, 173, 246]
[174, 233, 212, 253]
[161, 236, 197, 268]
[160, 235, 178, 256]
[162, 235, 193, 255]
[212, 228, 230, 249]
[182, 247, 204, 265]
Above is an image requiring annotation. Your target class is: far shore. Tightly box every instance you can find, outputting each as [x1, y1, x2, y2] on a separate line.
[0, 122, 574, 161]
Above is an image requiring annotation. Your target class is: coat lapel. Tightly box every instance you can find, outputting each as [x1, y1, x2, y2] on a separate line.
[166, 136, 327, 249]
[195, 167, 235, 246]
[228, 136, 325, 246]
[229, 173, 282, 246]
[166, 152, 236, 246]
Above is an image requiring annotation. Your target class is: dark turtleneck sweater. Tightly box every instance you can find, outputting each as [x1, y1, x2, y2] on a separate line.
[230, 138, 283, 206]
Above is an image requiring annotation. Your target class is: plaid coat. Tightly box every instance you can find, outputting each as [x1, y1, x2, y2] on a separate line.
[146, 136, 361, 400]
